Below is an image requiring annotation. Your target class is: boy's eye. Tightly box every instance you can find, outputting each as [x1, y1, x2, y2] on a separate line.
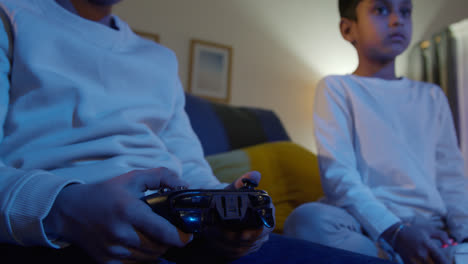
[400, 7, 412, 18]
[373, 6, 390, 16]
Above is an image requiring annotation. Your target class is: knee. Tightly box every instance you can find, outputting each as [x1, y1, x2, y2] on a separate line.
[283, 202, 335, 237]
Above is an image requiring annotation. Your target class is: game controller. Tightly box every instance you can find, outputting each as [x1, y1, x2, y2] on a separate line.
[142, 178, 275, 233]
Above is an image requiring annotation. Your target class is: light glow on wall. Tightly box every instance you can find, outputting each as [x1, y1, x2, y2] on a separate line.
[230, 0, 359, 77]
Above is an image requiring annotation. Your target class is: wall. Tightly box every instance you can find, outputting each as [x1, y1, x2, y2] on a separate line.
[113, 0, 468, 153]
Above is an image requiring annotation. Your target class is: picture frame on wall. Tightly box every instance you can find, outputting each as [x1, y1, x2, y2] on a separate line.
[134, 30, 160, 43]
[188, 39, 233, 104]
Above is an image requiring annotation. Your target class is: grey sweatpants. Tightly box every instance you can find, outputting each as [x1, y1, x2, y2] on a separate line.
[283, 202, 468, 263]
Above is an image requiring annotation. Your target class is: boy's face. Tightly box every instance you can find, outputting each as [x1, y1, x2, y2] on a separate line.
[344, 0, 413, 62]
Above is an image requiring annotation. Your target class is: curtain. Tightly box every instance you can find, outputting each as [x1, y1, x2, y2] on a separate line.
[450, 19, 468, 176]
[435, 30, 460, 140]
[409, 18, 468, 176]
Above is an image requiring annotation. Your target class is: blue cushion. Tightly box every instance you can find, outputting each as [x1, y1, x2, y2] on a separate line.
[185, 93, 230, 156]
[249, 108, 290, 142]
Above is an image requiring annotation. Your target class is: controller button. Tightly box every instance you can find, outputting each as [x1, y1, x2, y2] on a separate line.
[248, 194, 270, 206]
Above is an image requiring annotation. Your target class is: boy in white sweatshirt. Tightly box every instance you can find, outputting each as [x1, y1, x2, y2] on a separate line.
[284, 0, 468, 263]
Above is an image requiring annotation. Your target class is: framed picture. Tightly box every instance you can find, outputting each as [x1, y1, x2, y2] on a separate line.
[188, 39, 233, 104]
[134, 30, 160, 43]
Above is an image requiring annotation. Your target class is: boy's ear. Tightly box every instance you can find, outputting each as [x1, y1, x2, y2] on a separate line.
[339, 18, 356, 46]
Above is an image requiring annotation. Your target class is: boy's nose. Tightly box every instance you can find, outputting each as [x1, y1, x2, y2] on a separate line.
[389, 12, 404, 27]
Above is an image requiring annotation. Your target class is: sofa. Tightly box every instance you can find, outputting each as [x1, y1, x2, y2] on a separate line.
[184, 93, 324, 233]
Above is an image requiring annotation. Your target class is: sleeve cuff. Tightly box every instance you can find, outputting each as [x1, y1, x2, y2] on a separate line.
[8, 170, 83, 248]
[351, 204, 401, 241]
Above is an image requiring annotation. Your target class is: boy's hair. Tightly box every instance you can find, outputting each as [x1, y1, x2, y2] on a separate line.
[339, 0, 363, 21]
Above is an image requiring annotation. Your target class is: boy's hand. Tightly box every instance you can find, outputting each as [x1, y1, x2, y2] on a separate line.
[201, 171, 274, 260]
[44, 168, 193, 264]
[387, 219, 451, 264]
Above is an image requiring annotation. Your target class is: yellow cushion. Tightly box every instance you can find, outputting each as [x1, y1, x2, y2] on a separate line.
[206, 141, 323, 233]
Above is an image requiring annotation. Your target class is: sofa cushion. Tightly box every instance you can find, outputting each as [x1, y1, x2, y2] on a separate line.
[185, 93, 231, 156]
[210, 104, 268, 150]
[206, 141, 323, 233]
[185, 93, 290, 156]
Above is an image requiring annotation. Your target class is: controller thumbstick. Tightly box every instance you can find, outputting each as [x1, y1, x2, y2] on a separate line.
[242, 178, 258, 189]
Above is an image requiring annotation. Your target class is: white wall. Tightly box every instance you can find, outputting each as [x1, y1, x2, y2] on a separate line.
[114, 0, 468, 153]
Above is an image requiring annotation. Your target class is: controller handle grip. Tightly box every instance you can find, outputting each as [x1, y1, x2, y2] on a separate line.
[142, 193, 171, 221]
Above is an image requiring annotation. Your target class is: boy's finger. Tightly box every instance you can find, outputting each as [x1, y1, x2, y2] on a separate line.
[232, 171, 262, 189]
[430, 229, 451, 245]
